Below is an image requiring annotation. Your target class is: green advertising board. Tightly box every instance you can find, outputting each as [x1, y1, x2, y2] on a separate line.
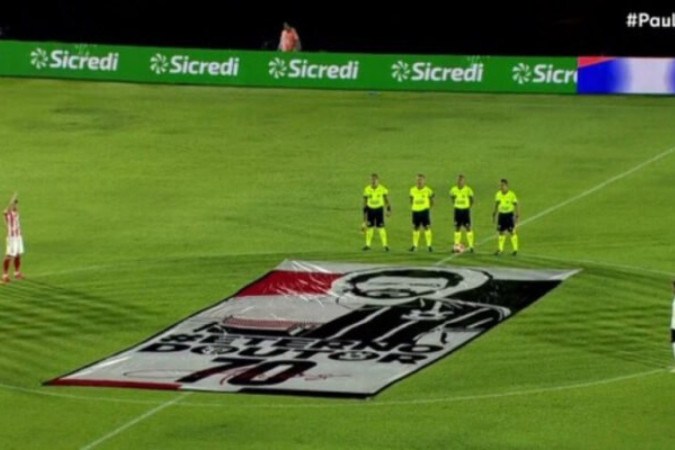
[0, 40, 577, 93]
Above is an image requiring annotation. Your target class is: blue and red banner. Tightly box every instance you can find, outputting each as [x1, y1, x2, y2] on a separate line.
[578, 56, 675, 94]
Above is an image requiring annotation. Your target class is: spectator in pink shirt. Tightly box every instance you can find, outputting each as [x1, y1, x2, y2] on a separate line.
[278, 22, 301, 52]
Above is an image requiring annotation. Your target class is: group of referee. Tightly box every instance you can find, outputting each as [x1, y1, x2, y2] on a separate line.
[362, 173, 520, 255]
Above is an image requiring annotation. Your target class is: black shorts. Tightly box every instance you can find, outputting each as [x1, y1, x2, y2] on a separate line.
[497, 212, 515, 232]
[365, 207, 385, 228]
[454, 209, 471, 228]
[412, 210, 431, 228]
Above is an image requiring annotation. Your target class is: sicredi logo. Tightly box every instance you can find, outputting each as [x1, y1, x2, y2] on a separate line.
[512, 63, 577, 85]
[268, 58, 359, 80]
[29, 47, 119, 72]
[391, 60, 484, 83]
[149, 53, 239, 77]
[391, 61, 411, 82]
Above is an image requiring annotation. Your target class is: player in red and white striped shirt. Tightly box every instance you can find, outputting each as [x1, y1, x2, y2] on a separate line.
[3, 192, 24, 283]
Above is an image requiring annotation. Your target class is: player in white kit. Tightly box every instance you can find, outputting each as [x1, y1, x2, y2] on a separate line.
[3, 192, 24, 283]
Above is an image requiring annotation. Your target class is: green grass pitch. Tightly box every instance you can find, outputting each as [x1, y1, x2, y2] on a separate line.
[0, 78, 674, 449]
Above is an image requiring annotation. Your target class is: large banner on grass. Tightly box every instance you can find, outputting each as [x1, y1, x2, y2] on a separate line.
[48, 260, 577, 398]
[0, 40, 577, 93]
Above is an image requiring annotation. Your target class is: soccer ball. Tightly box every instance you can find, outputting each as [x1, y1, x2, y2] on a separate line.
[453, 243, 466, 253]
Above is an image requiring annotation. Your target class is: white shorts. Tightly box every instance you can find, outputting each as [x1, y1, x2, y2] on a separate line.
[5, 236, 24, 257]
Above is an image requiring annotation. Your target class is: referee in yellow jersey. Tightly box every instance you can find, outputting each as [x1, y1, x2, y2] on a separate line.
[450, 174, 475, 252]
[409, 174, 434, 252]
[492, 178, 520, 255]
[362, 174, 391, 251]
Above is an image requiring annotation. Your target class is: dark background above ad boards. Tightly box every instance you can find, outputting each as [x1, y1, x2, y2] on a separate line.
[1, 2, 674, 56]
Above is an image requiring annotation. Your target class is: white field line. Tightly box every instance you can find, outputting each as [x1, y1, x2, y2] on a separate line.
[519, 253, 673, 277]
[1, 368, 666, 410]
[79, 393, 190, 450]
[357, 368, 664, 407]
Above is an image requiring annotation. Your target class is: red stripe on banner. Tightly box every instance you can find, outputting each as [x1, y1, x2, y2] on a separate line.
[47, 378, 181, 390]
[237, 270, 342, 297]
[577, 56, 616, 68]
